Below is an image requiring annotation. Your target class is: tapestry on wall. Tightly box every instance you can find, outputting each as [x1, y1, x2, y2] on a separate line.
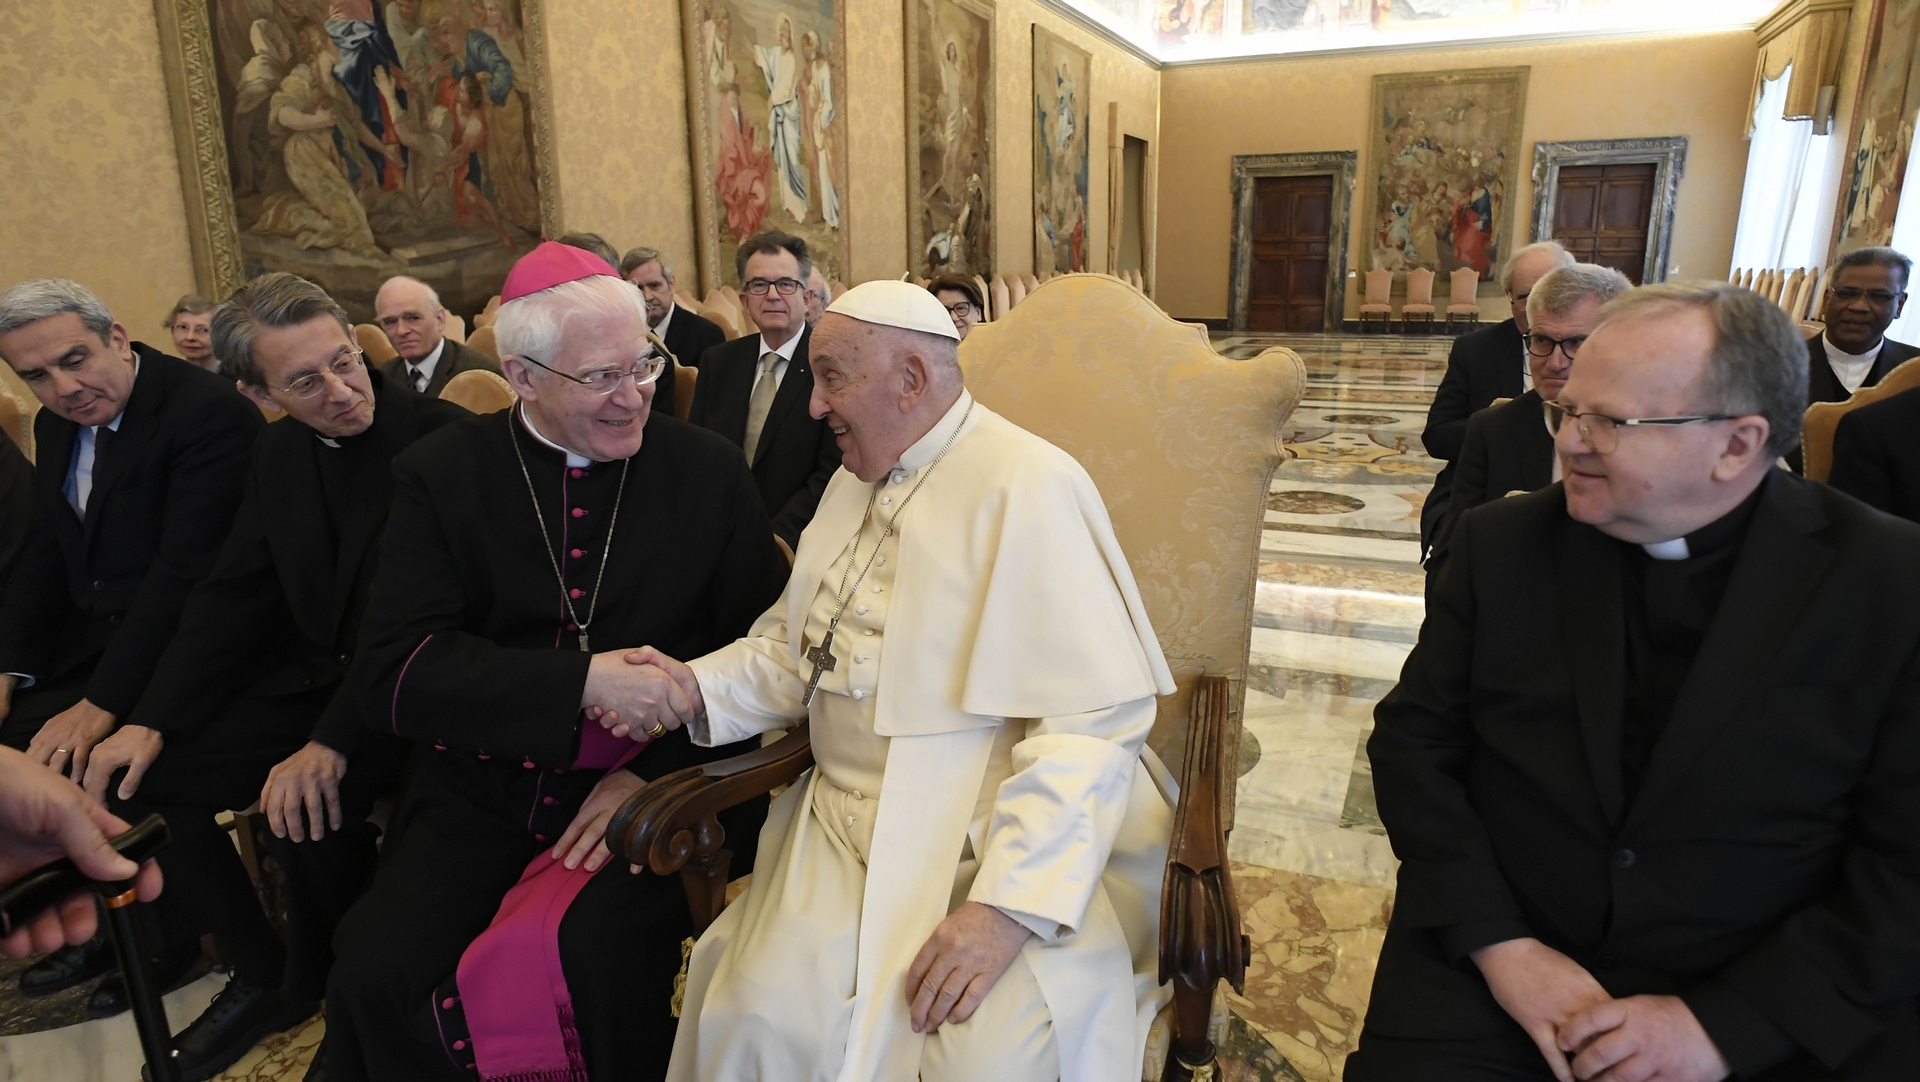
[681, 0, 851, 290]
[169, 0, 558, 320]
[907, 0, 994, 278]
[1363, 66, 1529, 281]
[1032, 26, 1091, 273]
[1833, 0, 1920, 255]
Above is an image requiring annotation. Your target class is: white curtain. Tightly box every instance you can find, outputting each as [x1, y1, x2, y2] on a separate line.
[1882, 134, 1920, 344]
[1732, 67, 1832, 272]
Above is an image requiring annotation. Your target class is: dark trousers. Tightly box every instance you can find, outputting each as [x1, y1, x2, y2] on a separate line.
[1345, 1026, 1556, 1082]
[103, 689, 405, 1001]
[0, 667, 91, 749]
[325, 750, 759, 1082]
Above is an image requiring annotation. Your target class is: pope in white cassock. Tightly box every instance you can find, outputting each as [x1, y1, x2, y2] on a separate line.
[609, 280, 1178, 1082]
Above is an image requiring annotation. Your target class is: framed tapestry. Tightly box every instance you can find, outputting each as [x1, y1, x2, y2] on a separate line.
[1032, 26, 1091, 274]
[906, 0, 994, 279]
[155, 0, 561, 321]
[681, 0, 851, 291]
[1363, 66, 1529, 281]
[1832, 0, 1920, 256]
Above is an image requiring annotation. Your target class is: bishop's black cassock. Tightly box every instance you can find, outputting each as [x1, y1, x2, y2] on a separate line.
[325, 406, 788, 1082]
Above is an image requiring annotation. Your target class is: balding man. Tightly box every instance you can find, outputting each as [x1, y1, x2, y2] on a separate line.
[621, 246, 728, 369]
[1353, 283, 1920, 1081]
[635, 281, 1177, 1082]
[374, 276, 500, 397]
[1421, 242, 1576, 556]
[1433, 263, 1631, 559]
[805, 266, 831, 324]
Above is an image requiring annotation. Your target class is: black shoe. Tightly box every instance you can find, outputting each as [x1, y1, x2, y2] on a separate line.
[164, 977, 316, 1082]
[85, 952, 209, 1020]
[18, 935, 115, 997]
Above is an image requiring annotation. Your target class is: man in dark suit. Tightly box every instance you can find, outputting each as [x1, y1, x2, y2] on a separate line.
[1827, 385, 1920, 522]
[0, 278, 261, 1004]
[1421, 242, 1576, 554]
[1435, 264, 1632, 561]
[688, 230, 842, 548]
[373, 275, 502, 398]
[0, 428, 30, 594]
[622, 245, 727, 368]
[1803, 247, 1917, 407]
[72, 274, 469, 1078]
[1351, 283, 1920, 1082]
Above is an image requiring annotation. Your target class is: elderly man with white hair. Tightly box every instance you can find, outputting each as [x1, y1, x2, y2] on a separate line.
[322, 243, 789, 1082]
[373, 275, 500, 397]
[614, 280, 1178, 1082]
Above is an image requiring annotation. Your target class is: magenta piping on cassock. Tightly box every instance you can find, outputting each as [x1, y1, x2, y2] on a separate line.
[392, 634, 434, 735]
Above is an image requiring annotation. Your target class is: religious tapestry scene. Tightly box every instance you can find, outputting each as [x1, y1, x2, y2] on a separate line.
[209, 0, 549, 319]
[907, 0, 994, 279]
[1834, 0, 1920, 255]
[689, 0, 850, 285]
[1363, 66, 1528, 280]
[1032, 26, 1091, 274]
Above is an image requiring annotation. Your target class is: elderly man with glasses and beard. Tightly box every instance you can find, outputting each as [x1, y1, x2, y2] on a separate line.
[1350, 282, 1920, 1082]
[322, 242, 788, 1082]
[74, 272, 470, 1080]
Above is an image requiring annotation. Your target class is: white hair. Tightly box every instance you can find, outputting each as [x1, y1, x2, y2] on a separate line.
[494, 275, 649, 363]
[378, 275, 444, 310]
[1525, 263, 1632, 326]
[1498, 241, 1574, 293]
[0, 278, 115, 342]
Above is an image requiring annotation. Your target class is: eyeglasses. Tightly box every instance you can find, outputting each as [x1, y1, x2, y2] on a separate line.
[1543, 399, 1736, 455]
[1524, 333, 1587, 359]
[742, 277, 804, 296]
[1828, 287, 1904, 306]
[520, 355, 665, 395]
[278, 348, 365, 399]
[942, 302, 979, 317]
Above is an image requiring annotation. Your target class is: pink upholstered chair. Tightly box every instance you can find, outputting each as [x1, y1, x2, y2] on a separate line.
[1359, 269, 1394, 332]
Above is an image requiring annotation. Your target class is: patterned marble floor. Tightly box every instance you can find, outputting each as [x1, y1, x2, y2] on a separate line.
[1210, 331, 1449, 1082]
[0, 331, 1448, 1082]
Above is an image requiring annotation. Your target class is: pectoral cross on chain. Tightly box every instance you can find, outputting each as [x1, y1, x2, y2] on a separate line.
[801, 632, 837, 707]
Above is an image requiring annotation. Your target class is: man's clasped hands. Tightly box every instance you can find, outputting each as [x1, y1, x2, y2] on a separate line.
[1474, 937, 1731, 1082]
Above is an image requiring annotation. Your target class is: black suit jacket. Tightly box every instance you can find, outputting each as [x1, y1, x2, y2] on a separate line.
[380, 338, 501, 398]
[0, 430, 31, 595]
[1366, 474, 1920, 1078]
[686, 327, 841, 547]
[660, 304, 727, 369]
[1420, 318, 1525, 549]
[1432, 389, 1554, 557]
[1828, 384, 1920, 524]
[0, 346, 262, 717]
[1804, 333, 1919, 407]
[127, 370, 469, 753]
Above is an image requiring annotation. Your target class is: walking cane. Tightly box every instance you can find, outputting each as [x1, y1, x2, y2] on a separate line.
[0, 814, 179, 1082]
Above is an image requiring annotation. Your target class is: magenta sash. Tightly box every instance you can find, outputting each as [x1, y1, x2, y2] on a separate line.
[454, 724, 650, 1082]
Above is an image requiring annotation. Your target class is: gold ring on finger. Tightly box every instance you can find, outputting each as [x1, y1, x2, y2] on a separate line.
[644, 721, 667, 738]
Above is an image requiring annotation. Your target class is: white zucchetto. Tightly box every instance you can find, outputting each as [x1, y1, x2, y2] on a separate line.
[823, 280, 963, 340]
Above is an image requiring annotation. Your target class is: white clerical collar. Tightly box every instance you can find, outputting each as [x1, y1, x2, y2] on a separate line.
[1822, 333, 1883, 367]
[317, 437, 340, 448]
[409, 338, 448, 383]
[653, 303, 676, 341]
[887, 390, 974, 483]
[517, 405, 592, 468]
[756, 327, 805, 366]
[1641, 537, 1690, 561]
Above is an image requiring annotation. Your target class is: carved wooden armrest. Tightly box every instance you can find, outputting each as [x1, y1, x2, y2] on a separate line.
[1158, 675, 1250, 1082]
[606, 722, 815, 932]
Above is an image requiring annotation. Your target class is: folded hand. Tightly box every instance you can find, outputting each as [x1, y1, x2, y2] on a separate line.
[26, 699, 116, 782]
[1472, 937, 1615, 1082]
[1560, 995, 1730, 1082]
[81, 725, 164, 803]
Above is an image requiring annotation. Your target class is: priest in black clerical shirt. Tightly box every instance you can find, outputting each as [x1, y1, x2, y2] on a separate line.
[73, 273, 470, 1079]
[1351, 283, 1920, 1082]
[325, 244, 788, 1082]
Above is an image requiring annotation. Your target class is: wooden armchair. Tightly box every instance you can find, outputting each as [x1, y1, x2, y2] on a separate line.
[608, 274, 1304, 1080]
[1802, 354, 1920, 481]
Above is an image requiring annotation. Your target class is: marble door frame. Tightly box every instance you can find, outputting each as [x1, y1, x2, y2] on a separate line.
[1529, 136, 1689, 284]
[1229, 152, 1357, 332]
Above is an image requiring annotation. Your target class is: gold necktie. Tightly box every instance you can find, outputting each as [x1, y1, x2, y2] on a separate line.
[743, 352, 778, 465]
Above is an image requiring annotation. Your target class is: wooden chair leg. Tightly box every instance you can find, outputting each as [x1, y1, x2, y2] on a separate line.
[1163, 977, 1219, 1081]
[679, 848, 733, 934]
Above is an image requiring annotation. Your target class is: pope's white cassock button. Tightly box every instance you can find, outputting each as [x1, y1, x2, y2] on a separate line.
[852, 689, 867, 699]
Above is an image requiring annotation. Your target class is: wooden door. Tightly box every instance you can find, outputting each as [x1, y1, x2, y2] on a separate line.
[1248, 174, 1333, 331]
[1552, 163, 1656, 283]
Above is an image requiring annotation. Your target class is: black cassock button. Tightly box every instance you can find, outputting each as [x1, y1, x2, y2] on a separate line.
[1613, 848, 1637, 869]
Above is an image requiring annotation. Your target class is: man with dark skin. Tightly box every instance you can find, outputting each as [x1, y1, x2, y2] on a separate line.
[1804, 246, 1917, 406]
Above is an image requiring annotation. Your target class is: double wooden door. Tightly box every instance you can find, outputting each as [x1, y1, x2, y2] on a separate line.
[1247, 174, 1333, 331]
[1551, 163, 1656, 284]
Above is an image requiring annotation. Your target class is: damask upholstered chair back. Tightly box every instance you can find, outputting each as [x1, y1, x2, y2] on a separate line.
[0, 379, 32, 459]
[960, 273, 1306, 791]
[439, 369, 516, 415]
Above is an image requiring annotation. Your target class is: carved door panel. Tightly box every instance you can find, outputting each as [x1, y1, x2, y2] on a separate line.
[1248, 174, 1333, 331]
[1552, 163, 1656, 283]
